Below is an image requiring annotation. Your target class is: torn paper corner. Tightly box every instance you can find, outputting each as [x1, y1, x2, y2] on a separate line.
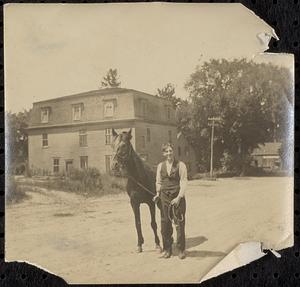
[262, 233, 294, 251]
[243, 3, 279, 51]
[257, 30, 279, 51]
[200, 242, 266, 283]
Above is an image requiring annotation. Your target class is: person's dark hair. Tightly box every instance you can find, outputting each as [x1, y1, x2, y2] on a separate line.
[161, 142, 174, 152]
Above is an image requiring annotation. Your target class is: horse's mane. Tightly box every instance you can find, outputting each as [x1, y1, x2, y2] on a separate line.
[127, 143, 156, 190]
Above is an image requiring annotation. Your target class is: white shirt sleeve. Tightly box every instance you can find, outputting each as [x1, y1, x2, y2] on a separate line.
[156, 162, 162, 194]
[178, 161, 188, 198]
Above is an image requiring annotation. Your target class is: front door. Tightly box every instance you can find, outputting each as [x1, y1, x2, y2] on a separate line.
[65, 160, 73, 172]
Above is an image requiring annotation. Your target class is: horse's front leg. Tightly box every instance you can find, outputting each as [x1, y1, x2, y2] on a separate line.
[149, 202, 162, 252]
[130, 199, 144, 253]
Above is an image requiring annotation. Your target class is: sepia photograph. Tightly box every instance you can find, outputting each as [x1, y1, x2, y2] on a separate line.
[4, 3, 294, 284]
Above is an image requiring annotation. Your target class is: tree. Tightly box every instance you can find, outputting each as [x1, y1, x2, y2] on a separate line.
[184, 58, 293, 175]
[100, 68, 121, 88]
[157, 83, 181, 109]
[6, 109, 31, 174]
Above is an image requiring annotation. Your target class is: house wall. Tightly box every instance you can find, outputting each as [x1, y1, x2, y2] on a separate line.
[28, 124, 136, 174]
[252, 155, 281, 170]
[134, 122, 177, 167]
[29, 91, 135, 127]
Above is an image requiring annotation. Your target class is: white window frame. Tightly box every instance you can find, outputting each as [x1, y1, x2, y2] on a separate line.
[53, 158, 60, 173]
[79, 130, 87, 147]
[80, 156, 88, 169]
[72, 104, 83, 121]
[105, 128, 112, 145]
[167, 106, 171, 120]
[42, 133, 48, 147]
[41, 108, 50, 123]
[104, 101, 115, 118]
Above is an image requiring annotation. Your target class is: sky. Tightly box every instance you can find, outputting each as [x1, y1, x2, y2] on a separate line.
[4, 3, 294, 113]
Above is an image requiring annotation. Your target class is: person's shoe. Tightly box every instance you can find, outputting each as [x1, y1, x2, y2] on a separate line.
[163, 250, 172, 258]
[160, 250, 171, 258]
[178, 250, 186, 259]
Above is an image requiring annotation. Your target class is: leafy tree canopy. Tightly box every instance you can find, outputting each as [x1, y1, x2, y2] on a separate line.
[182, 58, 293, 174]
[101, 68, 121, 88]
[6, 110, 31, 174]
[156, 83, 182, 109]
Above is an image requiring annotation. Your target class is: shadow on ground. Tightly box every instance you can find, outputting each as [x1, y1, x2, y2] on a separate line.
[186, 235, 208, 249]
[184, 235, 226, 258]
[186, 250, 226, 258]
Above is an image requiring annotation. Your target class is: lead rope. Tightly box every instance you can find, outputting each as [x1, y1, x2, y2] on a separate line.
[127, 175, 184, 224]
[168, 200, 184, 224]
[127, 175, 156, 196]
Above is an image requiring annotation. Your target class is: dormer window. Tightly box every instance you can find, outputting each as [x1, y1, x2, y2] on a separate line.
[167, 107, 171, 120]
[103, 100, 116, 118]
[41, 107, 50, 123]
[72, 103, 83, 121]
[165, 105, 171, 120]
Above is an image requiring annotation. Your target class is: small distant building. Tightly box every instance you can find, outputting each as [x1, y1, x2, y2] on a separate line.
[176, 132, 198, 177]
[27, 88, 178, 175]
[251, 142, 282, 170]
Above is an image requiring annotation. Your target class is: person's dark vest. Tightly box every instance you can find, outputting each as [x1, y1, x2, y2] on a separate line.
[160, 159, 180, 193]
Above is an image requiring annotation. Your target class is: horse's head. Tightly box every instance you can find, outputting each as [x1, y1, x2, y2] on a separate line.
[111, 128, 132, 176]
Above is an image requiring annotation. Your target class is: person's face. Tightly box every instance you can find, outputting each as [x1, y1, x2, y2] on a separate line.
[163, 147, 174, 161]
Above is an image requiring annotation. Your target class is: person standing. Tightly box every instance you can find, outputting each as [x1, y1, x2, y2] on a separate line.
[154, 142, 188, 259]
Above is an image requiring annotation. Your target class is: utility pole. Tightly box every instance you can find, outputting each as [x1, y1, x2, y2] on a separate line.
[208, 117, 221, 178]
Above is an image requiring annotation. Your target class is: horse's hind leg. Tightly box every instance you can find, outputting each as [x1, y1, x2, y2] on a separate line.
[130, 199, 144, 253]
[149, 202, 162, 252]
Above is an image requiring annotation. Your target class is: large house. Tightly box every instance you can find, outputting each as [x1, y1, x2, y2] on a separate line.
[27, 88, 180, 175]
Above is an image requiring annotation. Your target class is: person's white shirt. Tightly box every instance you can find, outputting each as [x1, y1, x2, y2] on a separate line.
[156, 160, 188, 198]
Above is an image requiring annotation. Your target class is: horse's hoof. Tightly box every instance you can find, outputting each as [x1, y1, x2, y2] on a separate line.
[155, 244, 162, 253]
[136, 246, 143, 253]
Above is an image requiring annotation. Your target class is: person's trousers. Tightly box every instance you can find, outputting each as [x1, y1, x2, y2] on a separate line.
[160, 190, 186, 252]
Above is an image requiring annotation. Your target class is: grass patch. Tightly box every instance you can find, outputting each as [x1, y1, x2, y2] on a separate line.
[15, 168, 127, 198]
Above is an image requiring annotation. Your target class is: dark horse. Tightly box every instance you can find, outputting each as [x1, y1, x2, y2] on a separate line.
[111, 128, 161, 253]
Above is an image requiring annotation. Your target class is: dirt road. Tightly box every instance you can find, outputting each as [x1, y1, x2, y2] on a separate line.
[6, 177, 293, 283]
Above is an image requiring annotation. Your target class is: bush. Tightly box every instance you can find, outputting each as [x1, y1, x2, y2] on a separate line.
[6, 176, 30, 204]
[23, 168, 127, 197]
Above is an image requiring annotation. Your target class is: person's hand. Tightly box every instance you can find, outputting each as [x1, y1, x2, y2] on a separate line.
[153, 194, 160, 203]
[171, 196, 181, 207]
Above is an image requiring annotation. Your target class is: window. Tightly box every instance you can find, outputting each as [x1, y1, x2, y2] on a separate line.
[105, 128, 112, 145]
[167, 106, 171, 120]
[141, 136, 146, 148]
[168, 130, 172, 143]
[146, 128, 151, 142]
[105, 155, 112, 173]
[53, 158, 59, 173]
[41, 107, 50, 123]
[142, 102, 147, 117]
[80, 156, 88, 169]
[72, 103, 83, 121]
[79, 130, 87, 147]
[42, 134, 48, 147]
[178, 146, 181, 157]
[104, 101, 115, 117]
